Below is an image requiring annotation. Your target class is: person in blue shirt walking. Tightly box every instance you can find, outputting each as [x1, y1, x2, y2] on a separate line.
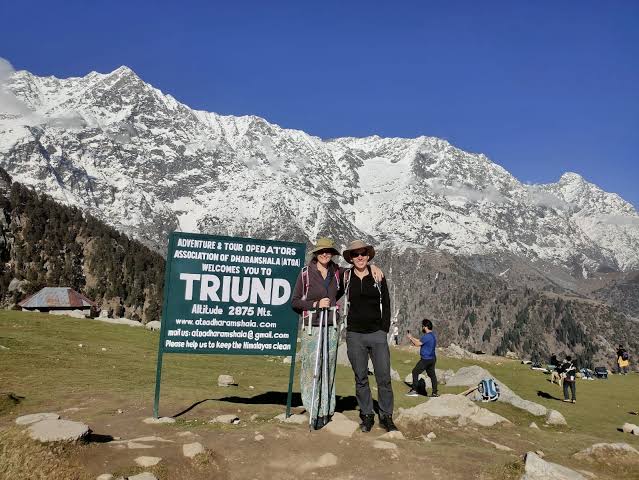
[405, 319, 439, 397]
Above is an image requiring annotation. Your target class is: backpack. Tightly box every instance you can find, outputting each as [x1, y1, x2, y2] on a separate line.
[477, 378, 500, 402]
[622, 351, 629, 361]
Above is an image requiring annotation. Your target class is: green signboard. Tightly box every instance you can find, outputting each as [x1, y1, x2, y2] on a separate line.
[153, 232, 306, 417]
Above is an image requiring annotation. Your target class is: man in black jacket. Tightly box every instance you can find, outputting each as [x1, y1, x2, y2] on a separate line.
[342, 240, 396, 433]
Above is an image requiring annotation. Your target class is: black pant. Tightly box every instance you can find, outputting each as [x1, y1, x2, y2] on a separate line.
[563, 380, 576, 400]
[346, 330, 394, 417]
[412, 358, 438, 395]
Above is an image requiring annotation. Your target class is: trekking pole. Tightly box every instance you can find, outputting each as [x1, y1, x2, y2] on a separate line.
[309, 308, 325, 431]
[321, 307, 329, 421]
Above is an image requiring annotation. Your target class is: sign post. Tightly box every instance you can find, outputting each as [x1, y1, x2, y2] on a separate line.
[153, 232, 306, 418]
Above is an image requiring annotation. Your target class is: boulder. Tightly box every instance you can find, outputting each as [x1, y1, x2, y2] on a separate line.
[135, 456, 162, 467]
[27, 419, 90, 443]
[521, 451, 586, 480]
[505, 351, 519, 360]
[182, 442, 205, 458]
[439, 343, 480, 360]
[212, 414, 240, 424]
[145, 321, 161, 331]
[573, 443, 639, 463]
[529, 422, 540, 429]
[397, 394, 510, 427]
[546, 410, 568, 426]
[218, 374, 236, 387]
[274, 413, 308, 424]
[447, 365, 547, 416]
[323, 418, 359, 437]
[621, 423, 639, 435]
[15, 412, 60, 425]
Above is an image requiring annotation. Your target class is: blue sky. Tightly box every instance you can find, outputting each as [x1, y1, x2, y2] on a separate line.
[1, 0, 637, 207]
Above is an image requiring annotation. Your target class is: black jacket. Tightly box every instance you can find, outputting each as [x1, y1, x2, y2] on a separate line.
[343, 266, 391, 333]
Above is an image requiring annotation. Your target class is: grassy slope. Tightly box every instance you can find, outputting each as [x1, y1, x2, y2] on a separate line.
[1, 311, 639, 478]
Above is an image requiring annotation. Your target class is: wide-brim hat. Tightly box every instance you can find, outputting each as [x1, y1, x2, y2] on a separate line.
[310, 237, 340, 256]
[343, 239, 375, 264]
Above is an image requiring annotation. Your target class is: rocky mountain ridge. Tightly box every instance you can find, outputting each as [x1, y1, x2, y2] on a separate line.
[1, 65, 638, 275]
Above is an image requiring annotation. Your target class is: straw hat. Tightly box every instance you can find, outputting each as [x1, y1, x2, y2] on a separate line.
[310, 237, 340, 256]
[343, 239, 375, 264]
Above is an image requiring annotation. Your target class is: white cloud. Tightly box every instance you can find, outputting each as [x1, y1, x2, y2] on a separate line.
[525, 186, 572, 210]
[0, 57, 32, 116]
[426, 178, 506, 204]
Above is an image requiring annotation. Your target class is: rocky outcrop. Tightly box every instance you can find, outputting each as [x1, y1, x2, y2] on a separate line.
[397, 394, 510, 427]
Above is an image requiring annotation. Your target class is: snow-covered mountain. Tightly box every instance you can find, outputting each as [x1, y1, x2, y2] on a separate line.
[1, 65, 638, 275]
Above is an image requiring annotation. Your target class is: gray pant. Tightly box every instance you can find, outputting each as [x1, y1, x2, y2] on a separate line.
[346, 330, 394, 417]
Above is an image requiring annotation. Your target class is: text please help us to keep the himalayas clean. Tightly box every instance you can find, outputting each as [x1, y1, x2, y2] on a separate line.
[160, 234, 306, 356]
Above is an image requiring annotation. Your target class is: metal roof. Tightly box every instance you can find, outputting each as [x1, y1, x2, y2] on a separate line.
[18, 287, 96, 309]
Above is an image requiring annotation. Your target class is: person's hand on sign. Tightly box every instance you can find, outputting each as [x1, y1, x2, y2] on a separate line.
[313, 297, 330, 309]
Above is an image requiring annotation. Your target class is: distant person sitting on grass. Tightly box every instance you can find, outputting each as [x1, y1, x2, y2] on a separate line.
[549, 353, 562, 385]
[405, 319, 439, 397]
[557, 356, 577, 403]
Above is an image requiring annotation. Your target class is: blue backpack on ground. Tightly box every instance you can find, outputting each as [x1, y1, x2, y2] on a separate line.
[477, 378, 500, 402]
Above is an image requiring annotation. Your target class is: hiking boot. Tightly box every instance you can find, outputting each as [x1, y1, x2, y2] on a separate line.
[359, 413, 375, 433]
[405, 389, 419, 397]
[430, 392, 440, 398]
[379, 414, 398, 432]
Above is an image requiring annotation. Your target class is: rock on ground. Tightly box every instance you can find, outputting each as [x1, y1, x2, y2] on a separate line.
[439, 343, 480, 360]
[299, 452, 338, 472]
[217, 374, 236, 386]
[135, 456, 162, 467]
[621, 423, 639, 435]
[254, 434, 264, 441]
[145, 320, 161, 331]
[323, 418, 360, 437]
[15, 412, 60, 425]
[274, 413, 308, 424]
[529, 422, 540, 429]
[128, 473, 158, 480]
[183, 442, 205, 458]
[397, 394, 510, 427]
[373, 440, 398, 450]
[27, 419, 90, 443]
[142, 417, 175, 424]
[546, 409, 568, 426]
[481, 438, 513, 451]
[573, 443, 639, 463]
[522, 451, 586, 480]
[378, 430, 405, 440]
[212, 414, 240, 424]
[446, 365, 547, 416]
[96, 475, 114, 480]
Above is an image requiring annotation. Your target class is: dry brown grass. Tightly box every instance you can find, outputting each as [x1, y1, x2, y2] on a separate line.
[0, 427, 91, 480]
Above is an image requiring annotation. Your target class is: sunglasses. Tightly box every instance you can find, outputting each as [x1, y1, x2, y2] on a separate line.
[316, 249, 334, 256]
[351, 250, 368, 258]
